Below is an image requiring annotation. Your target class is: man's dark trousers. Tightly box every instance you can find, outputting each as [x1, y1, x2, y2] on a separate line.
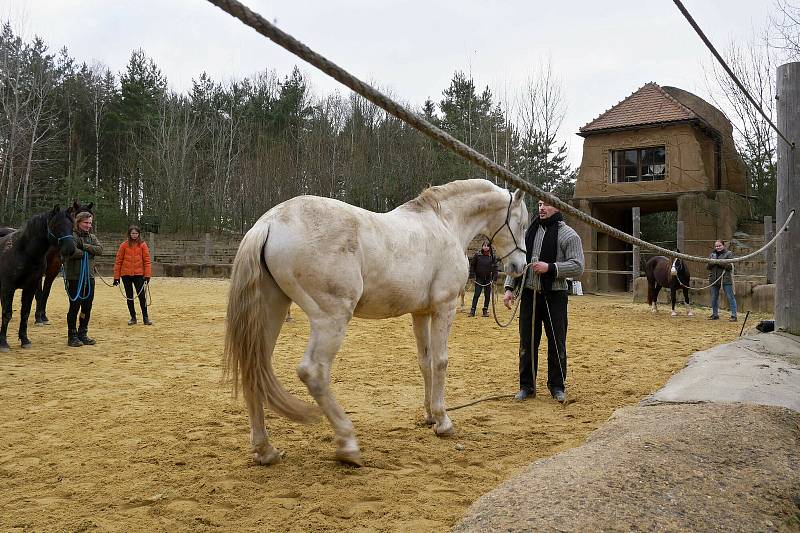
[518, 288, 568, 393]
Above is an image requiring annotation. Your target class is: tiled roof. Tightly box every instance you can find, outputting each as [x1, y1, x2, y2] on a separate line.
[579, 82, 700, 134]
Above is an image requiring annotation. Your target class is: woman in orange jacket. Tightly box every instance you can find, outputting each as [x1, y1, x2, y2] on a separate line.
[113, 225, 153, 325]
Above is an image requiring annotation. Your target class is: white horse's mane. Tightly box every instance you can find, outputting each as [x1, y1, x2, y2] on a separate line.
[403, 179, 503, 213]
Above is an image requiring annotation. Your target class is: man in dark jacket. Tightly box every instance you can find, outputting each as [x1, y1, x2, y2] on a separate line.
[468, 242, 499, 317]
[503, 200, 584, 403]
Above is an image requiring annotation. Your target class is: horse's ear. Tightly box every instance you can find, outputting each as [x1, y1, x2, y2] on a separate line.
[72, 200, 80, 211]
[51, 205, 59, 215]
[86, 202, 94, 212]
[513, 188, 525, 203]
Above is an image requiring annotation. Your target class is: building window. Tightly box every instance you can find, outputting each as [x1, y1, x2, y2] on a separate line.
[610, 147, 666, 183]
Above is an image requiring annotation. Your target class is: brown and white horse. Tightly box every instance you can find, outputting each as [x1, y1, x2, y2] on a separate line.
[224, 179, 528, 466]
[645, 255, 693, 317]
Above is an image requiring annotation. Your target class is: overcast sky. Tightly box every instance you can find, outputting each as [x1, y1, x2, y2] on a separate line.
[0, 0, 778, 168]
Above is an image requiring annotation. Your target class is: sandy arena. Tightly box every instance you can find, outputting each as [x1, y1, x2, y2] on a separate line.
[0, 278, 763, 532]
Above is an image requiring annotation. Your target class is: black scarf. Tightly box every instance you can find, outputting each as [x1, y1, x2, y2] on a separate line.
[527, 212, 562, 291]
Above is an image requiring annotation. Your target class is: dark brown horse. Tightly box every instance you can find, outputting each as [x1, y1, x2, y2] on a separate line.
[0, 206, 79, 352]
[644, 255, 694, 317]
[0, 201, 93, 326]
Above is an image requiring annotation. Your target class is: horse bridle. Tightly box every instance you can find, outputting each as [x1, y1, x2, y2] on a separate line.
[47, 227, 74, 244]
[487, 191, 526, 262]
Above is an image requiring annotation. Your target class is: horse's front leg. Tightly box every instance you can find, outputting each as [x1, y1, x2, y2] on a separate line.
[18, 286, 35, 348]
[0, 288, 13, 352]
[683, 287, 694, 316]
[428, 306, 456, 437]
[298, 314, 361, 466]
[412, 313, 433, 425]
[670, 288, 678, 317]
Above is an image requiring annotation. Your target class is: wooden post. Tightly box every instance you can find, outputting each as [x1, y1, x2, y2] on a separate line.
[776, 62, 800, 334]
[149, 232, 157, 261]
[632, 207, 641, 285]
[764, 215, 774, 284]
[204, 232, 211, 263]
[676, 220, 685, 253]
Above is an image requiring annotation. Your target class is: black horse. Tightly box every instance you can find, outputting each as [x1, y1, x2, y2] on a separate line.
[0, 206, 78, 352]
[0, 201, 92, 326]
[644, 255, 694, 317]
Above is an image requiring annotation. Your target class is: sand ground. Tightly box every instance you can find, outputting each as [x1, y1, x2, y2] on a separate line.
[0, 279, 762, 532]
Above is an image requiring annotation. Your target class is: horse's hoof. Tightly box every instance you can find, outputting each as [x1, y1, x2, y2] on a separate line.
[335, 448, 363, 467]
[253, 447, 283, 466]
[424, 414, 435, 426]
[671, 311, 678, 317]
[688, 312, 695, 317]
[434, 421, 455, 437]
[34, 322, 44, 327]
[0, 345, 9, 353]
[21, 342, 32, 349]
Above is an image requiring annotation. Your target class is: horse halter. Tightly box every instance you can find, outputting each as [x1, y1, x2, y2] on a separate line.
[47, 228, 74, 244]
[487, 191, 526, 262]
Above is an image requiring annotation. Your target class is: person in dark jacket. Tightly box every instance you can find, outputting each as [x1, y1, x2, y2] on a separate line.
[707, 239, 737, 321]
[468, 241, 499, 317]
[64, 211, 103, 347]
[503, 200, 584, 403]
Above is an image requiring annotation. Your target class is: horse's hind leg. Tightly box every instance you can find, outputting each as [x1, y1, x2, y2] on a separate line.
[0, 287, 12, 352]
[428, 307, 456, 437]
[298, 314, 361, 466]
[245, 388, 282, 465]
[246, 297, 290, 465]
[412, 313, 434, 425]
[652, 285, 660, 313]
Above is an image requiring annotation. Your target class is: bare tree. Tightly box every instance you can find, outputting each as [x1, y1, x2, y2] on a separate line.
[705, 31, 777, 216]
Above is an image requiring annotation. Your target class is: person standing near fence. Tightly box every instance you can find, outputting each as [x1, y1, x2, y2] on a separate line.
[113, 225, 153, 326]
[707, 239, 737, 322]
[65, 211, 103, 347]
[503, 200, 584, 403]
[468, 241, 499, 317]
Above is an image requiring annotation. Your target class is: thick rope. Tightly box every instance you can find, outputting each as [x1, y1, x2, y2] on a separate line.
[205, 0, 794, 266]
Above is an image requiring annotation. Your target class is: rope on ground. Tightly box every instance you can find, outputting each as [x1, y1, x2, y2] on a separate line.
[448, 394, 515, 411]
[205, 0, 794, 266]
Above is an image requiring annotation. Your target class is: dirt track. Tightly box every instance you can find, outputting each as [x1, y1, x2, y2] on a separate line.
[0, 279, 761, 532]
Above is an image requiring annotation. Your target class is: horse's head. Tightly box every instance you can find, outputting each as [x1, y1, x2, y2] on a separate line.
[68, 200, 93, 218]
[47, 205, 77, 257]
[487, 188, 528, 277]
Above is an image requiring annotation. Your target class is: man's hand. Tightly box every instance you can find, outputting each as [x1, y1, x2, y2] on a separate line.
[144, 277, 150, 283]
[503, 289, 515, 309]
[532, 261, 550, 274]
[113, 278, 120, 286]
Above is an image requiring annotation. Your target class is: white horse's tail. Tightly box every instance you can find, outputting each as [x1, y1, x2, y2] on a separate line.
[223, 221, 320, 423]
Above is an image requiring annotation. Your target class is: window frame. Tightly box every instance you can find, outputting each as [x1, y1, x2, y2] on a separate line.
[610, 146, 666, 183]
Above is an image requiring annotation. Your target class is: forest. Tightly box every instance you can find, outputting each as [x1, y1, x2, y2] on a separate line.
[1, 3, 794, 233]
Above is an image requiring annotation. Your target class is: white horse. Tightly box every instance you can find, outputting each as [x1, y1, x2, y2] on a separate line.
[224, 179, 528, 466]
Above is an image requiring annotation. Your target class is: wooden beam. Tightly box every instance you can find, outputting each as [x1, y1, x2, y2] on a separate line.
[776, 62, 800, 334]
[632, 207, 641, 279]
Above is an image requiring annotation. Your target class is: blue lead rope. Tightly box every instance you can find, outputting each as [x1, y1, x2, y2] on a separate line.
[63, 251, 93, 302]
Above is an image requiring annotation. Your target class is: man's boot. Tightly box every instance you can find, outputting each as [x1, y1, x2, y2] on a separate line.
[77, 319, 96, 345]
[67, 329, 83, 347]
[482, 308, 490, 317]
[468, 308, 476, 317]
